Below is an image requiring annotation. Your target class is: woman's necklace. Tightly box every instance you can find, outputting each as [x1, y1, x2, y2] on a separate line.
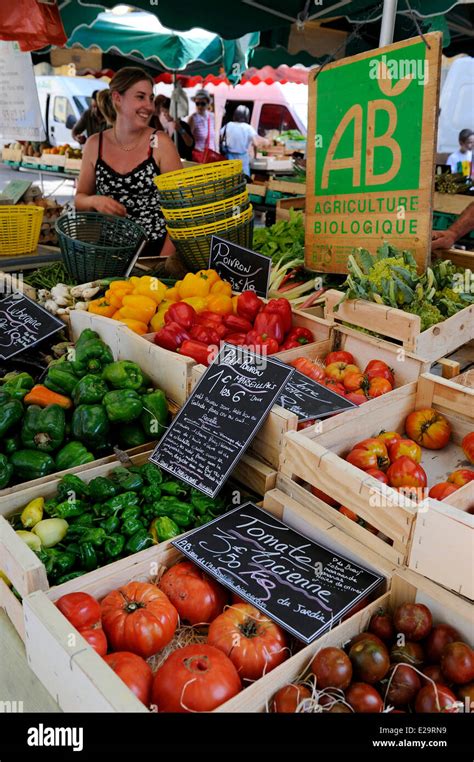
[113, 126, 147, 152]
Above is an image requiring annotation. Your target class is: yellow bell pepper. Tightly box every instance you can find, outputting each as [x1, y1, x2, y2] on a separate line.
[150, 300, 175, 331]
[232, 295, 239, 314]
[133, 275, 167, 304]
[210, 280, 232, 297]
[164, 286, 180, 302]
[87, 298, 116, 318]
[111, 309, 125, 320]
[196, 269, 221, 288]
[181, 296, 208, 313]
[105, 287, 132, 309]
[129, 276, 141, 287]
[109, 280, 133, 292]
[178, 272, 211, 299]
[120, 295, 157, 325]
[120, 318, 149, 335]
[206, 294, 233, 315]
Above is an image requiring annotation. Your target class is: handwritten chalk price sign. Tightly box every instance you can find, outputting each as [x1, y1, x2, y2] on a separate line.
[209, 236, 271, 297]
[174, 503, 384, 643]
[278, 370, 356, 421]
[0, 292, 64, 360]
[150, 343, 294, 497]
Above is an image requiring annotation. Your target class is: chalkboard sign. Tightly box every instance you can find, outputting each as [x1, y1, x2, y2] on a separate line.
[209, 236, 271, 297]
[0, 292, 64, 361]
[278, 370, 356, 422]
[174, 503, 384, 643]
[150, 343, 294, 497]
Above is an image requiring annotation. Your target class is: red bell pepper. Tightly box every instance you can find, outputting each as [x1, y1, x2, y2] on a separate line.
[246, 330, 279, 355]
[225, 332, 247, 346]
[263, 298, 292, 334]
[190, 324, 221, 345]
[223, 314, 253, 334]
[179, 339, 217, 366]
[237, 290, 263, 322]
[154, 321, 190, 352]
[279, 339, 301, 350]
[253, 312, 285, 344]
[285, 327, 314, 345]
[196, 311, 224, 325]
[164, 301, 196, 331]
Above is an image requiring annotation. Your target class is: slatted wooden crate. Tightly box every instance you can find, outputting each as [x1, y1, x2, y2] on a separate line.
[324, 289, 474, 362]
[279, 373, 474, 597]
[21, 495, 393, 712]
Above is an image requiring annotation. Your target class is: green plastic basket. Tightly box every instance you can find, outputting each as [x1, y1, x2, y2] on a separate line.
[56, 212, 146, 281]
[170, 216, 254, 272]
[158, 176, 246, 208]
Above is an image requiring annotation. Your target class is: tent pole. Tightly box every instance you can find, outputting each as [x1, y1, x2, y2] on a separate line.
[379, 0, 398, 46]
[171, 71, 179, 147]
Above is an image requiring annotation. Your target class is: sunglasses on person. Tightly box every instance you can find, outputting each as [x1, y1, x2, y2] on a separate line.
[195, 101, 208, 106]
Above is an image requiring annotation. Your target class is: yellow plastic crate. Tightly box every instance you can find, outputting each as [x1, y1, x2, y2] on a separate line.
[0, 206, 44, 256]
[162, 190, 249, 223]
[167, 204, 253, 239]
[154, 160, 242, 192]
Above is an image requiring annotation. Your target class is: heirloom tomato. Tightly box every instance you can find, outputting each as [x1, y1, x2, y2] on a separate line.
[428, 482, 459, 500]
[104, 652, 153, 705]
[345, 683, 384, 713]
[462, 432, 474, 463]
[387, 456, 427, 489]
[158, 561, 227, 625]
[405, 408, 451, 450]
[425, 624, 461, 663]
[393, 602, 432, 641]
[56, 592, 101, 630]
[271, 684, 312, 713]
[364, 360, 395, 386]
[346, 438, 389, 471]
[415, 683, 459, 713]
[324, 351, 354, 366]
[311, 647, 352, 689]
[447, 469, 474, 486]
[368, 377, 393, 397]
[388, 439, 422, 464]
[325, 362, 359, 382]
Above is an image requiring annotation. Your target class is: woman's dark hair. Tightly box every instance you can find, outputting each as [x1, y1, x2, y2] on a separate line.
[459, 129, 474, 144]
[159, 97, 171, 111]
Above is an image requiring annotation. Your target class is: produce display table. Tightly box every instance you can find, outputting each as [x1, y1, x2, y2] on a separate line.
[0, 245, 62, 272]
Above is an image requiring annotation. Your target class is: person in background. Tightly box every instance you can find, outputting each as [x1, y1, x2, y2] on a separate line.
[220, 105, 269, 177]
[71, 90, 106, 144]
[188, 89, 215, 155]
[432, 201, 474, 250]
[75, 67, 184, 271]
[446, 129, 474, 177]
[158, 97, 194, 160]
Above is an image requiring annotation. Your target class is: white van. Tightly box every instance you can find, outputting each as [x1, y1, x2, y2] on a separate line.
[35, 76, 108, 147]
[437, 57, 474, 154]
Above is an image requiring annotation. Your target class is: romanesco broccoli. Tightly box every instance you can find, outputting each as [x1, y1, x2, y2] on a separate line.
[367, 257, 417, 291]
[405, 302, 444, 331]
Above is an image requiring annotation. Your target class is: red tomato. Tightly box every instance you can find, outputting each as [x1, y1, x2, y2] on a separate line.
[79, 627, 107, 657]
[415, 683, 459, 713]
[104, 651, 153, 705]
[385, 664, 421, 706]
[310, 485, 339, 507]
[349, 637, 390, 684]
[151, 644, 241, 712]
[343, 371, 367, 392]
[56, 592, 101, 630]
[347, 438, 390, 472]
[390, 641, 425, 667]
[425, 624, 461, 663]
[271, 684, 312, 713]
[429, 482, 459, 500]
[441, 642, 474, 684]
[324, 350, 355, 366]
[422, 664, 446, 685]
[368, 377, 393, 398]
[349, 632, 386, 650]
[365, 360, 395, 386]
[325, 362, 360, 382]
[387, 456, 427, 489]
[207, 603, 288, 681]
[393, 602, 433, 641]
[345, 391, 368, 405]
[101, 581, 178, 659]
[369, 612, 394, 641]
[388, 439, 422, 464]
[290, 357, 325, 382]
[323, 377, 347, 395]
[311, 647, 352, 690]
[405, 408, 451, 450]
[158, 561, 227, 625]
[365, 468, 389, 485]
[447, 469, 474, 486]
[462, 432, 474, 463]
[377, 431, 402, 449]
[346, 683, 384, 713]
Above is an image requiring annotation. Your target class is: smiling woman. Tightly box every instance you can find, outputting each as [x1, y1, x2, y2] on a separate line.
[75, 67, 183, 262]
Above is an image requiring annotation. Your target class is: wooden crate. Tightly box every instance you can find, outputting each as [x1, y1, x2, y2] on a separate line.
[279, 373, 474, 596]
[2, 146, 23, 163]
[0, 448, 275, 641]
[431, 247, 474, 271]
[40, 153, 66, 169]
[324, 288, 474, 362]
[246, 182, 267, 198]
[268, 178, 307, 195]
[275, 195, 305, 221]
[65, 157, 82, 173]
[22, 494, 393, 712]
[220, 566, 473, 712]
[433, 192, 473, 215]
[21, 156, 42, 168]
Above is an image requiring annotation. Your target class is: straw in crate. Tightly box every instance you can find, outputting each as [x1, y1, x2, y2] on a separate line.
[0, 206, 44, 256]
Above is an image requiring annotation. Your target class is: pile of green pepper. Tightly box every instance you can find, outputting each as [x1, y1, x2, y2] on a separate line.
[0, 328, 169, 489]
[10, 463, 232, 585]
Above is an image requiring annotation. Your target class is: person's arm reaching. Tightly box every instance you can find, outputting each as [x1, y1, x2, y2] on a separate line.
[75, 135, 127, 216]
[71, 112, 87, 145]
[432, 201, 474, 250]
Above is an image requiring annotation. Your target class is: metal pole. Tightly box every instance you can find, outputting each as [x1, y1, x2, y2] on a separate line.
[379, 0, 398, 46]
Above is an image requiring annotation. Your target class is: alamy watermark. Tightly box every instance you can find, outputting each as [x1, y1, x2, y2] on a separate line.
[369, 56, 429, 86]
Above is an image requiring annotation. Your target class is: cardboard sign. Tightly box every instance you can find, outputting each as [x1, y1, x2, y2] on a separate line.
[0, 42, 45, 142]
[278, 370, 356, 421]
[150, 344, 294, 497]
[209, 235, 271, 297]
[0, 292, 63, 360]
[173, 503, 384, 643]
[305, 33, 442, 273]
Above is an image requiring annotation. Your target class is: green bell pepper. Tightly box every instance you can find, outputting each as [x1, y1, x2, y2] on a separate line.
[21, 404, 66, 453]
[55, 442, 95, 471]
[125, 528, 153, 553]
[0, 454, 13, 489]
[170, 504, 195, 528]
[140, 390, 168, 438]
[88, 476, 118, 502]
[79, 542, 98, 571]
[117, 423, 148, 449]
[194, 512, 214, 527]
[56, 571, 86, 585]
[190, 489, 226, 516]
[3, 432, 20, 455]
[51, 499, 87, 519]
[103, 390, 143, 423]
[44, 361, 78, 396]
[121, 516, 144, 536]
[104, 534, 125, 559]
[103, 491, 140, 515]
[43, 498, 59, 516]
[102, 361, 144, 391]
[77, 527, 107, 548]
[150, 516, 180, 543]
[121, 506, 142, 521]
[72, 374, 109, 406]
[0, 398, 23, 438]
[39, 548, 76, 579]
[72, 405, 110, 449]
[109, 467, 143, 493]
[10, 450, 55, 480]
[132, 462, 163, 486]
[70, 513, 94, 527]
[57, 474, 90, 500]
[76, 329, 100, 348]
[100, 515, 120, 534]
[0, 389, 11, 406]
[71, 337, 114, 378]
[141, 485, 162, 504]
[161, 481, 188, 499]
[1, 372, 34, 400]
